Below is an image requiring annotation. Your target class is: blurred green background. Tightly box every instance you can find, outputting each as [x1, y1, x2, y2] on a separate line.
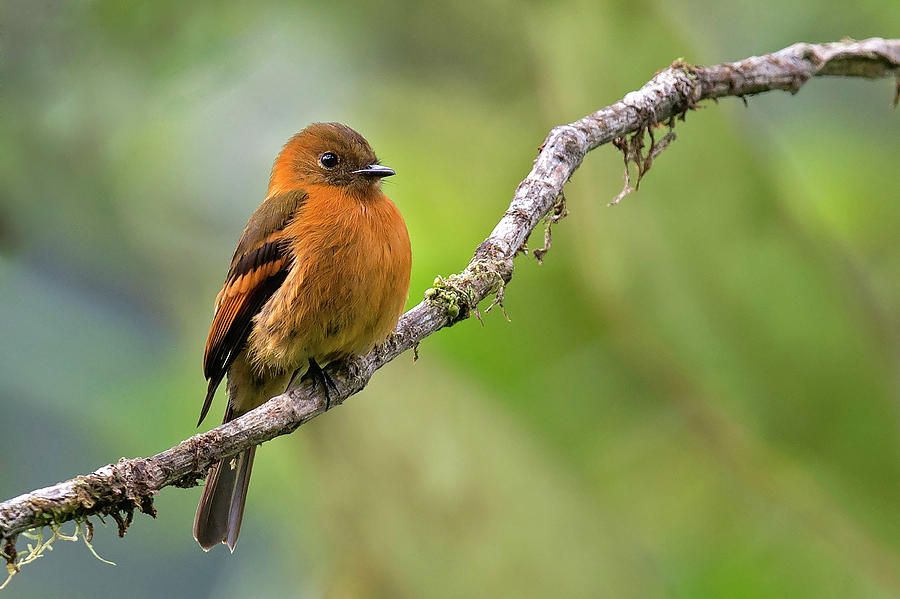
[2, 1, 899, 597]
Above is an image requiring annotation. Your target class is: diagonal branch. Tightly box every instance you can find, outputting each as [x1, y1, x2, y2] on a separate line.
[2, 37, 898, 557]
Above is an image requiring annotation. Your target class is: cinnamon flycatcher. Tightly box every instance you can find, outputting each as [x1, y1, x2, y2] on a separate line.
[193, 123, 411, 551]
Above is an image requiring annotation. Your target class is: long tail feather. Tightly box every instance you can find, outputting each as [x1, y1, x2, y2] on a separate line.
[193, 446, 256, 552]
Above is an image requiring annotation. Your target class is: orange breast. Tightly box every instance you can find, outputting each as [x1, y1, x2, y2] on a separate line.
[245, 184, 411, 374]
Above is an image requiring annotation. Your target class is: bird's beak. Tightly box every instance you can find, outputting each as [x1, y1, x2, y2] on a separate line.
[352, 164, 395, 178]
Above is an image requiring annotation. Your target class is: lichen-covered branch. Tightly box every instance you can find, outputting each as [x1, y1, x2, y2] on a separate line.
[2, 37, 898, 562]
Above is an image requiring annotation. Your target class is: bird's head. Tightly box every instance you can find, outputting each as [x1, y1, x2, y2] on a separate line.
[267, 122, 394, 198]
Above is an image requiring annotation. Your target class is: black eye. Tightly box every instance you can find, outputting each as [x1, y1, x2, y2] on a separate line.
[319, 152, 339, 169]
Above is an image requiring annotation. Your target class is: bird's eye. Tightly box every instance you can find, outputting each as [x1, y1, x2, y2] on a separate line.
[319, 152, 339, 169]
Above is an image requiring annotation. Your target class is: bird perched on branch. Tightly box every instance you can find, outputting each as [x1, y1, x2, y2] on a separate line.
[194, 123, 411, 551]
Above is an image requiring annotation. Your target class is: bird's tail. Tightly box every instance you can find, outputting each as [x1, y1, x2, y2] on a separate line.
[194, 354, 292, 551]
[193, 445, 256, 552]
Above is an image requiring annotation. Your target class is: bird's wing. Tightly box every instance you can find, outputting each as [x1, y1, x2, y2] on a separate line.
[198, 191, 307, 426]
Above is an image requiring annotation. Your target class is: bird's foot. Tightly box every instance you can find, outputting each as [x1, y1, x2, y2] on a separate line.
[307, 359, 339, 410]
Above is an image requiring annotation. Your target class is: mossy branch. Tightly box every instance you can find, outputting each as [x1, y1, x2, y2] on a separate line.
[1, 37, 897, 574]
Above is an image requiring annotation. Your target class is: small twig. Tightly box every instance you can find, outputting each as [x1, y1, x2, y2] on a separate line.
[533, 191, 569, 263]
[609, 120, 677, 206]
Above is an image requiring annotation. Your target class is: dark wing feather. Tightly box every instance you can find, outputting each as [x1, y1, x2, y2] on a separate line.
[198, 190, 307, 426]
[198, 238, 290, 426]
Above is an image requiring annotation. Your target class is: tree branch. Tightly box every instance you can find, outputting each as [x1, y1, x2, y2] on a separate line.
[2, 37, 898, 559]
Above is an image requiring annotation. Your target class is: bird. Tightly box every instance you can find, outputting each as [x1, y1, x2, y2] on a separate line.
[193, 122, 411, 551]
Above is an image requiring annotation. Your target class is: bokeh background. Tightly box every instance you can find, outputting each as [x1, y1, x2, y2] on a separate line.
[2, 1, 899, 597]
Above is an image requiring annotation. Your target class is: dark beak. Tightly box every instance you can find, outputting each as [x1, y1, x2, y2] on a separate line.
[352, 164, 395, 178]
